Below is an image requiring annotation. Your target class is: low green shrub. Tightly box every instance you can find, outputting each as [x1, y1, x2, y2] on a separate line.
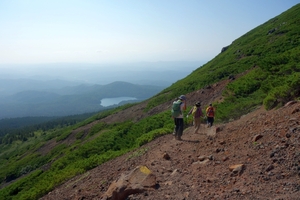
[136, 128, 172, 147]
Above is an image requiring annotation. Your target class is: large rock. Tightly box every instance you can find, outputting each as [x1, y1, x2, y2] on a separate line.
[101, 166, 157, 200]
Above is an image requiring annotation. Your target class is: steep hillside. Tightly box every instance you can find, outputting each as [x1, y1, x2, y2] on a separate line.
[146, 3, 300, 121]
[40, 84, 300, 200]
[0, 3, 300, 200]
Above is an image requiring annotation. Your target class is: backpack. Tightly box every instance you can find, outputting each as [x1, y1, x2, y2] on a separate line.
[192, 106, 202, 118]
[171, 100, 182, 118]
[207, 106, 214, 117]
[192, 106, 197, 115]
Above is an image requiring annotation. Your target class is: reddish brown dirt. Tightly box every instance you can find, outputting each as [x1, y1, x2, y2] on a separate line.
[40, 78, 300, 200]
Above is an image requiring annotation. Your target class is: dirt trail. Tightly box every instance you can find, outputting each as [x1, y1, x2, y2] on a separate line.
[38, 74, 300, 200]
[41, 101, 300, 200]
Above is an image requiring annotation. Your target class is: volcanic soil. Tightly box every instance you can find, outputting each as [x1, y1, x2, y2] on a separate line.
[40, 79, 300, 200]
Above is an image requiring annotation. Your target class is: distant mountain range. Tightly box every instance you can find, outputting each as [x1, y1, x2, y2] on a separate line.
[0, 61, 203, 89]
[0, 78, 82, 96]
[0, 62, 203, 119]
[0, 81, 165, 119]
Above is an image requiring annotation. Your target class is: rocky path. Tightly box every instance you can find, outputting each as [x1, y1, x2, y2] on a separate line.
[41, 101, 300, 200]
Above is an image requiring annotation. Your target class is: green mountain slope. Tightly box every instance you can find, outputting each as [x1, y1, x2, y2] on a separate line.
[0, 3, 299, 200]
[146, 3, 300, 121]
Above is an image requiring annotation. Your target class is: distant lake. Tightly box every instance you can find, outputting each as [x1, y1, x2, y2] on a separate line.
[100, 97, 137, 107]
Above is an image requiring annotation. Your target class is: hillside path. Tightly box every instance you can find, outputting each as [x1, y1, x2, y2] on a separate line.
[41, 101, 300, 200]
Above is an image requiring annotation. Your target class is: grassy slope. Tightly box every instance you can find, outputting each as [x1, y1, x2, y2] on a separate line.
[0, 3, 299, 200]
[146, 3, 300, 117]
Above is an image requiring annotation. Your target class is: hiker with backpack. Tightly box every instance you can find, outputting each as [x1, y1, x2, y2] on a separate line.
[206, 103, 215, 127]
[187, 101, 203, 134]
[171, 95, 187, 140]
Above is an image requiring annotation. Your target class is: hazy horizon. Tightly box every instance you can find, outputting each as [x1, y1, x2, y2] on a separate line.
[0, 1, 299, 120]
[0, 1, 298, 88]
[0, 61, 204, 85]
[0, 1, 298, 66]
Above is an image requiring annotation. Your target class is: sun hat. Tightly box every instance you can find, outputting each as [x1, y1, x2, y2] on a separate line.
[179, 95, 186, 100]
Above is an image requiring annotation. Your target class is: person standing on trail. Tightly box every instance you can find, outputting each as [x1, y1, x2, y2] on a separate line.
[206, 103, 215, 127]
[171, 95, 187, 140]
[187, 101, 203, 134]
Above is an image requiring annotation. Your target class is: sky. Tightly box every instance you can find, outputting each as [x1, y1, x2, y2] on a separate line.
[0, 0, 299, 66]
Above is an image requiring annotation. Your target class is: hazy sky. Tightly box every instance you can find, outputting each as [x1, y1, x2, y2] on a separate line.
[0, 0, 299, 65]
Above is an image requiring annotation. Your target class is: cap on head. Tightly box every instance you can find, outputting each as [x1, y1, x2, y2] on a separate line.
[196, 102, 201, 106]
[209, 103, 212, 106]
[179, 95, 186, 100]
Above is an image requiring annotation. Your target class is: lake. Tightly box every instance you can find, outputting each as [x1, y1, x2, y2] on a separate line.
[100, 97, 137, 107]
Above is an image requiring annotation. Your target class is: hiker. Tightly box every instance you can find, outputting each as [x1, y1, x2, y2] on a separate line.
[206, 103, 215, 127]
[187, 101, 203, 134]
[171, 95, 187, 140]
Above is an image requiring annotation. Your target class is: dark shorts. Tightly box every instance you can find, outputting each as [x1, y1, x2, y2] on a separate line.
[207, 117, 214, 126]
[174, 118, 184, 137]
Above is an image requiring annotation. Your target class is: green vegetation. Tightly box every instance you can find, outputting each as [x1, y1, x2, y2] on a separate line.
[0, 113, 96, 143]
[0, 106, 174, 199]
[146, 4, 300, 122]
[0, 3, 300, 200]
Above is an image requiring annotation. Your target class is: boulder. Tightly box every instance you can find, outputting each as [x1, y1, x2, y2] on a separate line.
[229, 164, 245, 176]
[101, 166, 157, 200]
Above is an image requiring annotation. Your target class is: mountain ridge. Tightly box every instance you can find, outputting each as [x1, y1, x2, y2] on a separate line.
[0, 3, 299, 200]
[0, 81, 165, 119]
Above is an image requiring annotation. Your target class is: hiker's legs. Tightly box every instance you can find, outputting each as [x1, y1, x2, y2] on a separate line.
[174, 118, 181, 138]
[211, 117, 214, 126]
[194, 117, 200, 133]
[174, 118, 184, 139]
[178, 118, 184, 139]
[193, 119, 197, 128]
[207, 117, 213, 127]
[173, 121, 176, 135]
[174, 118, 178, 137]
